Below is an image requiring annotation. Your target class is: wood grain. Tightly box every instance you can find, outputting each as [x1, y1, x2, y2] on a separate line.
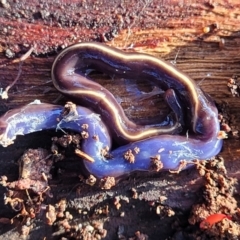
[0, 1, 240, 239]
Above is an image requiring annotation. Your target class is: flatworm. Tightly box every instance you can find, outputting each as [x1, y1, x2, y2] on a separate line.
[0, 43, 223, 178]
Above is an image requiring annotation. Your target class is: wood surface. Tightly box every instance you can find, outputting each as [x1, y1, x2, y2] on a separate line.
[0, 1, 240, 239]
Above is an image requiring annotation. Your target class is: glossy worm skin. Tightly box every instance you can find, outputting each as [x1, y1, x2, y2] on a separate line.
[0, 101, 222, 178]
[0, 43, 223, 178]
[51, 42, 218, 141]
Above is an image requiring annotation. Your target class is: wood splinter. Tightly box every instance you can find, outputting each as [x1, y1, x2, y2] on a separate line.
[75, 149, 95, 163]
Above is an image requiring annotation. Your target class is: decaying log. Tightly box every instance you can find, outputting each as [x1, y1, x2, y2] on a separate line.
[0, 1, 240, 239]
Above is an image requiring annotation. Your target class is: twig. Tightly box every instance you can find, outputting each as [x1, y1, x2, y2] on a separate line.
[0, 46, 34, 99]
